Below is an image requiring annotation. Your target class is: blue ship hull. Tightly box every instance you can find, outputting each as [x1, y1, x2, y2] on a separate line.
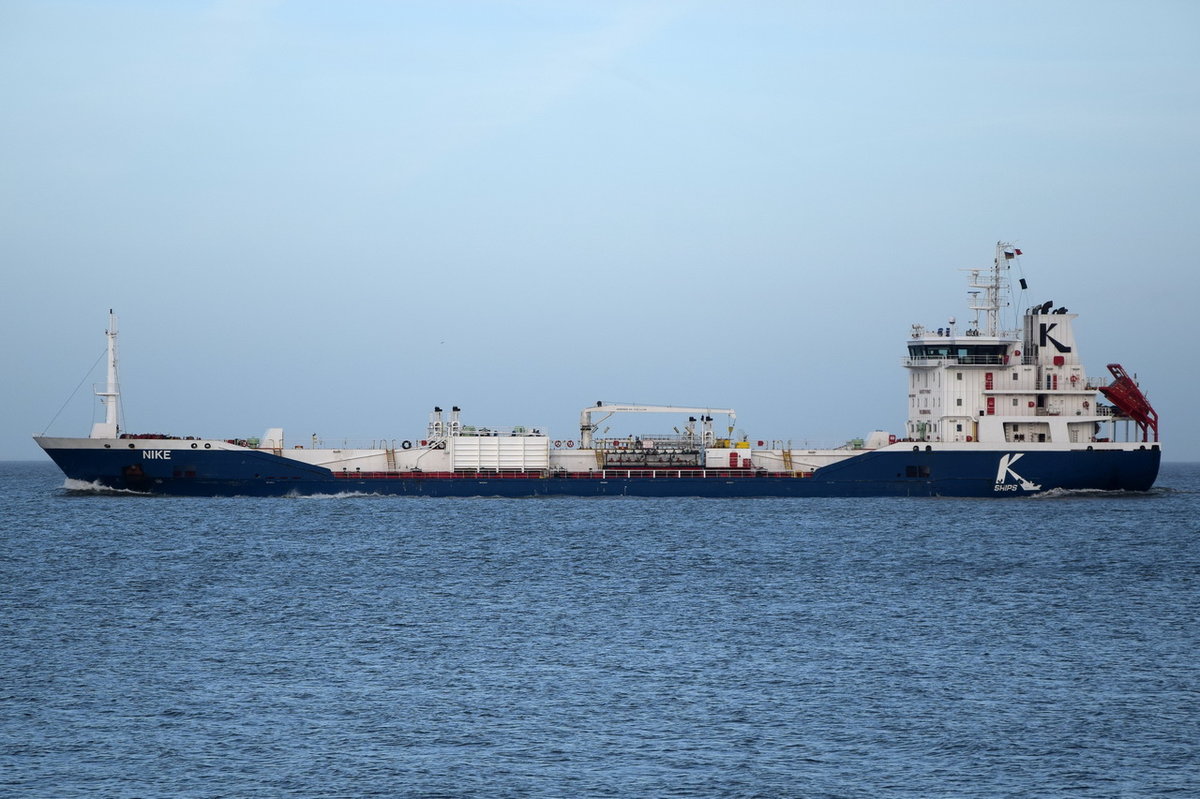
[39, 443, 1161, 498]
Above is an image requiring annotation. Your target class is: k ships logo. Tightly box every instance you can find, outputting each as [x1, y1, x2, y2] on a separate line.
[994, 454, 1042, 493]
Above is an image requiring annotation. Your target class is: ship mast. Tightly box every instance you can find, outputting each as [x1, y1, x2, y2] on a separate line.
[966, 242, 1018, 337]
[90, 310, 120, 439]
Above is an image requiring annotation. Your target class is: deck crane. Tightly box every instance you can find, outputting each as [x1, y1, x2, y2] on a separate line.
[579, 402, 737, 449]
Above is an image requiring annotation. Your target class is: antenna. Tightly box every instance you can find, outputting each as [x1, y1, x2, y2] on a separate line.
[961, 243, 1017, 337]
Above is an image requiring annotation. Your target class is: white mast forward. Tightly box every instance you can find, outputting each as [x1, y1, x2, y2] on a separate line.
[90, 310, 120, 439]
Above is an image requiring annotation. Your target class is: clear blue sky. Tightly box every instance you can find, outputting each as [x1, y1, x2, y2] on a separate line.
[3, 1, 1197, 460]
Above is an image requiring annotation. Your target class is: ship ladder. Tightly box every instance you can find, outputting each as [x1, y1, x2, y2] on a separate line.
[594, 449, 605, 469]
[781, 449, 795, 474]
[385, 447, 397, 471]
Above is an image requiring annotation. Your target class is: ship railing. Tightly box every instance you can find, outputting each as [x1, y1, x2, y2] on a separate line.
[308, 430, 549, 450]
[910, 328, 1023, 341]
[735, 439, 850, 450]
[596, 434, 697, 449]
[311, 437, 848, 453]
[333, 468, 816, 480]
[902, 355, 1012, 367]
[580, 469, 814, 479]
[1032, 404, 1120, 418]
[456, 425, 548, 437]
[311, 438, 421, 450]
[595, 437, 849, 451]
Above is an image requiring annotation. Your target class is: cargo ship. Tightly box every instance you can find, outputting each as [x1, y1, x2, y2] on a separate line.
[35, 243, 1161, 497]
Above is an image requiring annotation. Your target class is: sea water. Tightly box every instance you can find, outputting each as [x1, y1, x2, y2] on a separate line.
[2, 460, 1198, 798]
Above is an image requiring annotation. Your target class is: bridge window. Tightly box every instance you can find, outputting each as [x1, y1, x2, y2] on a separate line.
[907, 344, 1009, 363]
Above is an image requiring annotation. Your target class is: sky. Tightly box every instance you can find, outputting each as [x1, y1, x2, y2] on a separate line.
[3, 0, 1198, 461]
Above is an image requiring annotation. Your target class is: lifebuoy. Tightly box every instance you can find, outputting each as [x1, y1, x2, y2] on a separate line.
[1070, 375, 1079, 384]
[566, 440, 575, 448]
[1013, 349, 1021, 356]
[1083, 401, 1090, 409]
[401, 440, 412, 450]
[554, 440, 562, 448]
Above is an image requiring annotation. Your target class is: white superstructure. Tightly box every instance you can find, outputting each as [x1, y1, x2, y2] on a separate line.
[904, 242, 1153, 446]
